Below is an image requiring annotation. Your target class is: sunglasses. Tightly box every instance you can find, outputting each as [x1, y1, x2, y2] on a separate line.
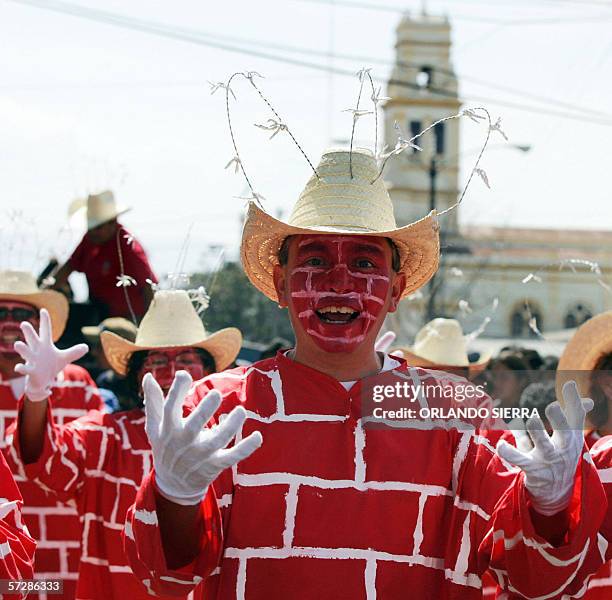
[0, 307, 39, 322]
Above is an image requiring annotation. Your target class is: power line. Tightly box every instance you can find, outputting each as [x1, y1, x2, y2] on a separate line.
[292, 0, 612, 24]
[3, 22, 608, 121]
[192, 29, 610, 119]
[6, 0, 612, 126]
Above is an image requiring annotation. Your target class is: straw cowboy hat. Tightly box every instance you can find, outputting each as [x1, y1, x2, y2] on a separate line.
[82, 317, 138, 346]
[100, 290, 242, 376]
[397, 318, 491, 375]
[68, 190, 130, 230]
[0, 270, 68, 342]
[240, 148, 440, 302]
[556, 311, 612, 399]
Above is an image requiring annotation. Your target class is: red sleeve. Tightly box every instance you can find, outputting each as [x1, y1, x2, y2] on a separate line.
[120, 229, 157, 286]
[123, 472, 222, 597]
[122, 373, 244, 596]
[67, 234, 90, 272]
[59, 364, 105, 413]
[478, 436, 607, 598]
[0, 452, 36, 596]
[590, 436, 612, 555]
[9, 400, 106, 504]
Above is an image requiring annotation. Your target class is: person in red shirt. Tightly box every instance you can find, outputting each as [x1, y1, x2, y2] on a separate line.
[0, 450, 36, 599]
[9, 149, 609, 598]
[110, 148, 605, 599]
[556, 312, 612, 598]
[0, 270, 104, 598]
[589, 436, 612, 599]
[52, 191, 156, 321]
[11, 290, 242, 599]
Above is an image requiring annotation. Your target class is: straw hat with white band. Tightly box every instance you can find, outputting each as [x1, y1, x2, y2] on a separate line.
[396, 318, 490, 375]
[556, 311, 612, 400]
[100, 290, 242, 376]
[0, 270, 68, 342]
[240, 148, 440, 302]
[69, 190, 130, 231]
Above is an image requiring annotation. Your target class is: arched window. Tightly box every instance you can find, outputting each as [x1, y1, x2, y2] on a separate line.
[564, 303, 592, 329]
[417, 66, 433, 89]
[509, 301, 543, 338]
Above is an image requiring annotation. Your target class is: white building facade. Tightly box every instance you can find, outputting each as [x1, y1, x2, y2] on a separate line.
[383, 13, 612, 343]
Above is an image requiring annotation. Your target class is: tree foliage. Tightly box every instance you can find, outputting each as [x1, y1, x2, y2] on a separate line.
[190, 262, 294, 345]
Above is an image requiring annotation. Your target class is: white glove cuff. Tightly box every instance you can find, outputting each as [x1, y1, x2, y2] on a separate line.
[25, 386, 52, 403]
[154, 475, 208, 506]
[528, 485, 573, 517]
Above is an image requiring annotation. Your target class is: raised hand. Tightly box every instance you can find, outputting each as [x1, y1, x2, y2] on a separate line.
[375, 331, 397, 354]
[496, 381, 593, 516]
[13, 309, 88, 402]
[143, 371, 263, 506]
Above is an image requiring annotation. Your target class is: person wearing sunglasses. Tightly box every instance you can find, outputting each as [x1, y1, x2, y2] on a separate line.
[11, 289, 241, 599]
[0, 270, 104, 598]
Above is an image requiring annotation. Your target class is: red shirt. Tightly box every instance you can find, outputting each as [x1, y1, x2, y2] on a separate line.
[1, 365, 104, 598]
[123, 353, 607, 599]
[0, 451, 36, 599]
[11, 407, 180, 600]
[69, 225, 156, 319]
[582, 436, 612, 600]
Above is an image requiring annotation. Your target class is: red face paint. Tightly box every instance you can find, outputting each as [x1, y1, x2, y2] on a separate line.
[0, 301, 39, 355]
[288, 235, 391, 353]
[137, 348, 208, 393]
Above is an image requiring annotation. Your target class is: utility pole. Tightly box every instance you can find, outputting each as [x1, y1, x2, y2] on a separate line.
[426, 156, 438, 321]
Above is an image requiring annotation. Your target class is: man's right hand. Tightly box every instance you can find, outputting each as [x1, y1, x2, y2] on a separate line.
[143, 371, 263, 506]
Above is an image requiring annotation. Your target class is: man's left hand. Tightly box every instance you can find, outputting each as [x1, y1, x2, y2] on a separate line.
[496, 381, 593, 516]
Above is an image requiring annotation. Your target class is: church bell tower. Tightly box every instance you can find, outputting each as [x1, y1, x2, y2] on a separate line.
[383, 12, 461, 237]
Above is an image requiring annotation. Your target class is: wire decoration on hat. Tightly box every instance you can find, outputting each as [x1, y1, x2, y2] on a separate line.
[115, 230, 138, 326]
[143, 225, 219, 319]
[370, 106, 498, 221]
[211, 71, 319, 209]
[344, 68, 373, 178]
[520, 258, 611, 339]
[0, 210, 47, 276]
[214, 67, 500, 224]
[464, 297, 500, 343]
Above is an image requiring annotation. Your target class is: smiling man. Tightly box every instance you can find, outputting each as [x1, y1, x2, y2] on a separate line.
[123, 149, 606, 599]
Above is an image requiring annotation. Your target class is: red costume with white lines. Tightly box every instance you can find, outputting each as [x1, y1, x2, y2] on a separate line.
[10, 404, 183, 600]
[1, 364, 103, 598]
[0, 450, 35, 598]
[124, 354, 607, 599]
[580, 436, 612, 599]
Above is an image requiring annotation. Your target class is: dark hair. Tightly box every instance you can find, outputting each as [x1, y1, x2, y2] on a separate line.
[541, 355, 559, 371]
[520, 381, 556, 412]
[124, 347, 216, 409]
[278, 235, 401, 272]
[498, 346, 543, 370]
[588, 352, 612, 428]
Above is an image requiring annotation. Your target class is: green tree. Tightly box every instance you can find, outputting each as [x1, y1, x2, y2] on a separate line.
[190, 262, 294, 345]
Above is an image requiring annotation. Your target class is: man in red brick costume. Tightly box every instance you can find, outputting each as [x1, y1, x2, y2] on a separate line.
[0, 270, 103, 597]
[0, 450, 36, 596]
[121, 149, 606, 599]
[10, 290, 242, 599]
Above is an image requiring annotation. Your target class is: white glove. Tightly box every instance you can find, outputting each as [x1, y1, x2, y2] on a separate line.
[143, 371, 263, 506]
[375, 331, 397, 354]
[13, 309, 88, 402]
[496, 381, 593, 516]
